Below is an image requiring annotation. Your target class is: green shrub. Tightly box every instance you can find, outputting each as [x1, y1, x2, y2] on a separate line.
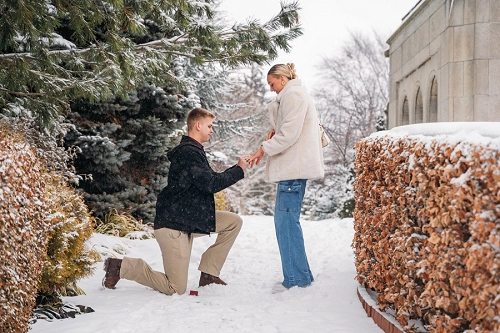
[38, 172, 99, 297]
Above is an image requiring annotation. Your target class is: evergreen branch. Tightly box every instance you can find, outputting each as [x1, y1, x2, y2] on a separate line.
[0, 47, 96, 60]
[0, 44, 172, 63]
[0, 53, 100, 67]
[136, 35, 189, 48]
[50, 63, 97, 78]
[0, 88, 44, 97]
[219, 26, 255, 37]
[204, 53, 268, 65]
[1, 0, 304, 127]
[134, 45, 196, 58]
[24, 67, 115, 97]
[171, 32, 190, 44]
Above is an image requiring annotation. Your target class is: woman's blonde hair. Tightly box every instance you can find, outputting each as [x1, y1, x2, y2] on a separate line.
[267, 63, 298, 80]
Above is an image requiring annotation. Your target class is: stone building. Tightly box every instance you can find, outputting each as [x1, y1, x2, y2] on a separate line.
[386, 0, 500, 129]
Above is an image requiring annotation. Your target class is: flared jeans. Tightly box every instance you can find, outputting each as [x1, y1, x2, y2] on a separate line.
[274, 179, 314, 288]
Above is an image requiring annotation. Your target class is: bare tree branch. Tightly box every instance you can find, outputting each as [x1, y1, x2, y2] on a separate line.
[314, 31, 389, 166]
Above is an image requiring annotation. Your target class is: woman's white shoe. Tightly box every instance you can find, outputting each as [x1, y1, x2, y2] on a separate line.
[271, 282, 289, 294]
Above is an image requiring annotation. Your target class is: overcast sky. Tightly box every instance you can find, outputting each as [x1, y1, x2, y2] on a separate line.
[220, 0, 420, 88]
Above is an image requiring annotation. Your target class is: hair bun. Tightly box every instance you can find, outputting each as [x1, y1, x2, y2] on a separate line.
[286, 63, 298, 79]
[267, 63, 298, 79]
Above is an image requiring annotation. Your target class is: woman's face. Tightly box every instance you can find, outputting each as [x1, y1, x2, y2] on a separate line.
[267, 75, 284, 94]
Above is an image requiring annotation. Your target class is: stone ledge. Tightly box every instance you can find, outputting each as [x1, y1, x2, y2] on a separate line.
[357, 285, 404, 333]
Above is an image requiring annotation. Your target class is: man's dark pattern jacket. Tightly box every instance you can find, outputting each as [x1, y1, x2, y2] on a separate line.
[154, 136, 244, 234]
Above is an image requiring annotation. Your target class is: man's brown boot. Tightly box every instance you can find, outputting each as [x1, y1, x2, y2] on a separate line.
[102, 258, 122, 289]
[199, 272, 227, 287]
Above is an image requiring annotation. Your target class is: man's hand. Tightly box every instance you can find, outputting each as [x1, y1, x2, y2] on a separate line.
[237, 155, 252, 171]
[248, 129, 274, 168]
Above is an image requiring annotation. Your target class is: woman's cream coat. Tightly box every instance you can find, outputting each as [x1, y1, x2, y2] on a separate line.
[262, 79, 325, 183]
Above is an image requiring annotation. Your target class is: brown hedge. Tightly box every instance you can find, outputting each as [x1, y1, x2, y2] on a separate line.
[0, 133, 50, 333]
[353, 134, 500, 333]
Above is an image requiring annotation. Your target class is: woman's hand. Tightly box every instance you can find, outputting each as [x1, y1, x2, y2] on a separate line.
[248, 147, 264, 168]
[248, 129, 275, 168]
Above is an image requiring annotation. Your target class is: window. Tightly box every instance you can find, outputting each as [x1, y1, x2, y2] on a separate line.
[415, 88, 423, 123]
[429, 77, 438, 122]
[402, 97, 409, 125]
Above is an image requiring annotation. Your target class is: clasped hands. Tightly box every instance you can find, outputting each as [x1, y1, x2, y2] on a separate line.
[237, 129, 275, 171]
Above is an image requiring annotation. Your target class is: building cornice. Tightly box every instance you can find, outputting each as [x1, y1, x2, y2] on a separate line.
[386, 0, 431, 45]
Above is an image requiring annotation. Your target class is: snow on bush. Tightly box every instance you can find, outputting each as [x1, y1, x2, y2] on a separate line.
[38, 172, 98, 297]
[353, 123, 500, 333]
[0, 131, 50, 333]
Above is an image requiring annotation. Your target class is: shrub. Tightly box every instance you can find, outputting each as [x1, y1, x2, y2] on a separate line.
[1, 120, 99, 332]
[354, 132, 500, 332]
[95, 209, 155, 239]
[215, 191, 228, 211]
[0, 128, 49, 333]
[38, 172, 99, 297]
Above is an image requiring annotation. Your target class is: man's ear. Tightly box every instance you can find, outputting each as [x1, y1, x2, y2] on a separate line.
[195, 121, 201, 131]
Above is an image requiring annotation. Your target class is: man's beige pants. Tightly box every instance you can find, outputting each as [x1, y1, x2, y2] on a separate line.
[119, 211, 242, 295]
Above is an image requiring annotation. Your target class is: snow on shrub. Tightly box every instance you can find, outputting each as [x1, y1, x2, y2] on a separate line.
[0, 130, 49, 333]
[0, 122, 98, 331]
[38, 172, 99, 297]
[353, 123, 500, 333]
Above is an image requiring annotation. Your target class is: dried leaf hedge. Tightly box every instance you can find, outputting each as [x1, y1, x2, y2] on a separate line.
[1, 124, 99, 331]
[0, 132, 50, 333]
[353, 134, 500, 333]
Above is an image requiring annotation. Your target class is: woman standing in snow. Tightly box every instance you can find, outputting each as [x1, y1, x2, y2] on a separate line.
[249, 63, 324, 293]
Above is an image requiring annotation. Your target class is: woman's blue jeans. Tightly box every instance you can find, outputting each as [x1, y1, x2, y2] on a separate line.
[274, 179, 314, 288]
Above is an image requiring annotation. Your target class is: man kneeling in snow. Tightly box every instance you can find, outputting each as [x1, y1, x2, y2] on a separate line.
[102, 107, 251, 295]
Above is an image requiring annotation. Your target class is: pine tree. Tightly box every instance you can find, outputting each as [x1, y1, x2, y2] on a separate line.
[65, 85, 198, 222]
[0, 0, 304, 309]
[54, 1, 303, 222]
[0, 0, 303, 126]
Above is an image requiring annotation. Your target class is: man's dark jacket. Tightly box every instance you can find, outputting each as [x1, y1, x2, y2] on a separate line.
[154, 136, 244, 234]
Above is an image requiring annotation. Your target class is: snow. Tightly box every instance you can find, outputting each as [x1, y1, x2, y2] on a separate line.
[372, 122, 500, 147]
[26, 121, 500, 332]
[49, 33, 76, 50]
[29, 216, 382, 333]
[212, 151, 228, 160]
[450, 171, 471, 186]
[388, 122, 499, 137]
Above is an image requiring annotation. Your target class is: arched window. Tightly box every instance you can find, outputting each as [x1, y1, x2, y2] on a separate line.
[402, 97, 409, 125]
[429, 77, 438, 122]
[415, 88, 423, 123]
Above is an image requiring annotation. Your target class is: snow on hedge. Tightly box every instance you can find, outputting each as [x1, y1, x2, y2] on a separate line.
[0, 135, 50, 333]
[354, 122, 500, 332]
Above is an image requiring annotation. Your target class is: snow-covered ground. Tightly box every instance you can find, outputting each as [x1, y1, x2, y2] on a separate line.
[29, 216, 381, 333]
[30, 122, 499, 333]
